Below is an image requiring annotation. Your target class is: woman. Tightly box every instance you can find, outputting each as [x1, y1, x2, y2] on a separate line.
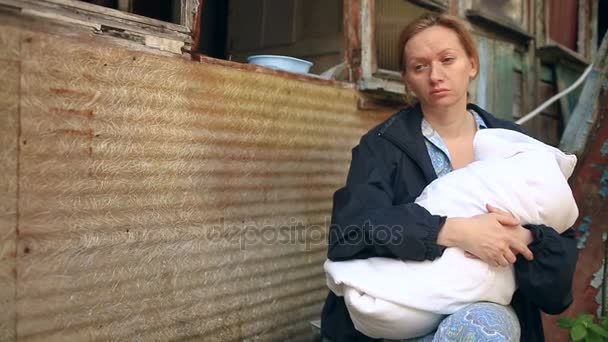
[321, 13, 578, 342]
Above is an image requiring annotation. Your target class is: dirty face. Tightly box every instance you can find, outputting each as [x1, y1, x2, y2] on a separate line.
[402, 25, 477, 109]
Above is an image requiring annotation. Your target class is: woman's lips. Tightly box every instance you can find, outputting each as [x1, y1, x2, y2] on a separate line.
[430, 89, 449, 96]
[431, 89, 449, 96]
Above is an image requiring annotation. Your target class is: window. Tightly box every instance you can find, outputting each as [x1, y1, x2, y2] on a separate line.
[197, 0, 344, 76]
[349, 0, 448, 95]
[79, 0, 181, 24]
[7, 0, 199, 54]
[543, 0, 599, 62]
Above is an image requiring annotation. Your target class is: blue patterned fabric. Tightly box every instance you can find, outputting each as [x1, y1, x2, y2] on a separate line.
[400, 302, 520, 342]
[421, 110, 487, 178]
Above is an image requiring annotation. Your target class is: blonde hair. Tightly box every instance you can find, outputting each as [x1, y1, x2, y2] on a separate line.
[398, 13, 479, 77]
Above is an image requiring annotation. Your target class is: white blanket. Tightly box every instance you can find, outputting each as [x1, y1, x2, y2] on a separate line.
[324, 128, 578, 339]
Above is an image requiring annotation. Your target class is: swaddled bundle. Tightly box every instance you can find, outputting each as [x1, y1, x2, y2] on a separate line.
[324, 128, 579, 339]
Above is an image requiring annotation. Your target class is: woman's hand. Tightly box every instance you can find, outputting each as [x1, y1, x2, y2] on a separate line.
[486, 204, 535, 248]
[438, 207, 533, 267]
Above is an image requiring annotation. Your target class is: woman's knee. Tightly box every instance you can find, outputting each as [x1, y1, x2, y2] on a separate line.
[433, 302, 520, 341]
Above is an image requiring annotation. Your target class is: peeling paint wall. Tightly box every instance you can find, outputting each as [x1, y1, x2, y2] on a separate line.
[0, 14, 392, 341]
[542, 89, 608, 342]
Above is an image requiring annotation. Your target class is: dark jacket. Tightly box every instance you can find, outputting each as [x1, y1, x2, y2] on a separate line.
[321, 103, 578, 342]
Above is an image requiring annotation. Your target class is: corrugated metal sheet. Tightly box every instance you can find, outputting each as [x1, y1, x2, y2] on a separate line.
[0, 17, 389, 341]
[0, 23, 20, 342]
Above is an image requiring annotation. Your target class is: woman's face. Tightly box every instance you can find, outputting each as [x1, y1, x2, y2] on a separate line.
[402, 25, 477, 109]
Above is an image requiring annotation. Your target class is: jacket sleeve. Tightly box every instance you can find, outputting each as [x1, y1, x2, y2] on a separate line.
[514, 225, 578, 314]
[504, 120, 579, 314]
[327, 136, 447, 262]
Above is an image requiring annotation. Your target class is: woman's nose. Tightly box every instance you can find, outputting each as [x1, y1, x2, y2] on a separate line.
[429, 62, 444, 83]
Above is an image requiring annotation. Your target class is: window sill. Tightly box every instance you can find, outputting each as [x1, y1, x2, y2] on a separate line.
[537, 42, 590, 67]
[466, 9, 534, 43]
[192, 54, 355, 90]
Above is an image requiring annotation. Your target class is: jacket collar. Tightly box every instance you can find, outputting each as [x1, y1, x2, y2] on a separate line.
[377, 103, 502, 184]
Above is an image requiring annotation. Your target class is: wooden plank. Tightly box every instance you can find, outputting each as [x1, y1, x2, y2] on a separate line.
[555, 62, 585, 126]
[180, 0, 199, 31]
[0, 37, 20, 342]
[0, 0, 192, 42]
[475, 35, 489, 109]
[577, 0, 586, 57]
[547, 0, 578, 51]
[344, 0, 362, 82]
[493, 39, 514, 120]
[28, 0, 189, 32]
[360, 0, 374, 79]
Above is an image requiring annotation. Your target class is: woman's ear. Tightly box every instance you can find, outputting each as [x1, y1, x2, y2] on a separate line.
[469, 57, 478, 79]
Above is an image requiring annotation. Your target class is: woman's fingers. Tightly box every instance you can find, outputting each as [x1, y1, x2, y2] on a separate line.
[495, 214, 520, 227]
[464, 251, 480, 259]
[502, 248, 517, 264]
[486, 204, 520, 226]
[509, 240, 534, 261]
[496, 255, 510, 267]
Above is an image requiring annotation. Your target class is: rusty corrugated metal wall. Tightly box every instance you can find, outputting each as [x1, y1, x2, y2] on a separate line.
[0, 15, 391, 341]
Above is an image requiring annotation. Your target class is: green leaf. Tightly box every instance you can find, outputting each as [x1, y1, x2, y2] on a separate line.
[589, 323, 608, 338]
[579, 314, 595, 324]
[602, 317, 608, 329]
[572, 324, 588, 341]
[559, 317, 577, 328]
[584, 331, 603, 342]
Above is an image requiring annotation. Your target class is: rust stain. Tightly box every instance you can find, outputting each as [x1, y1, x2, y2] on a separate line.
[49, 88, 95, 100]
[52, 108, 94, 118]
[55, 128, 94, 138]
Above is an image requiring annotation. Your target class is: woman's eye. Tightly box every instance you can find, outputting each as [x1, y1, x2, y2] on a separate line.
[414, 64, 426, 71]
[443, 57, 455, 63]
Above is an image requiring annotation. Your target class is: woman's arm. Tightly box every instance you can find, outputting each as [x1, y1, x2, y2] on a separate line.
[327, 136, 447, 262]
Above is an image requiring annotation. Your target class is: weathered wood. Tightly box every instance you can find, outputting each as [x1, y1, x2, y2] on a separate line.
[465, 9, 534, 43]
[360, 0, 373, 79]
[180, 0, 199, 31]
[493, 39, 514, 120]
[0, 0, 192, 47]
[344, 0, 362, 82]
[560, 29, 608, 155]
[24, 0, 189, 32]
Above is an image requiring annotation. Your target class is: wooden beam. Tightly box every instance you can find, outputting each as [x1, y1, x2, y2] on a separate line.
[343, 0, 362, 82]
[24, 0, 189, 32]
[0, 0, 193, 52]
[360, 0, 374, 79]
[181, 0, 200, 32]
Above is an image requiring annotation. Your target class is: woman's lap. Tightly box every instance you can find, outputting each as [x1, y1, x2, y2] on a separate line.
[401, 302, 520, 342]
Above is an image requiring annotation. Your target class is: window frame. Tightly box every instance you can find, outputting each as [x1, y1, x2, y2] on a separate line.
[0, 0, 199, 53]
[540, 0, 595, 63]
[346, 0, 450, 96]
